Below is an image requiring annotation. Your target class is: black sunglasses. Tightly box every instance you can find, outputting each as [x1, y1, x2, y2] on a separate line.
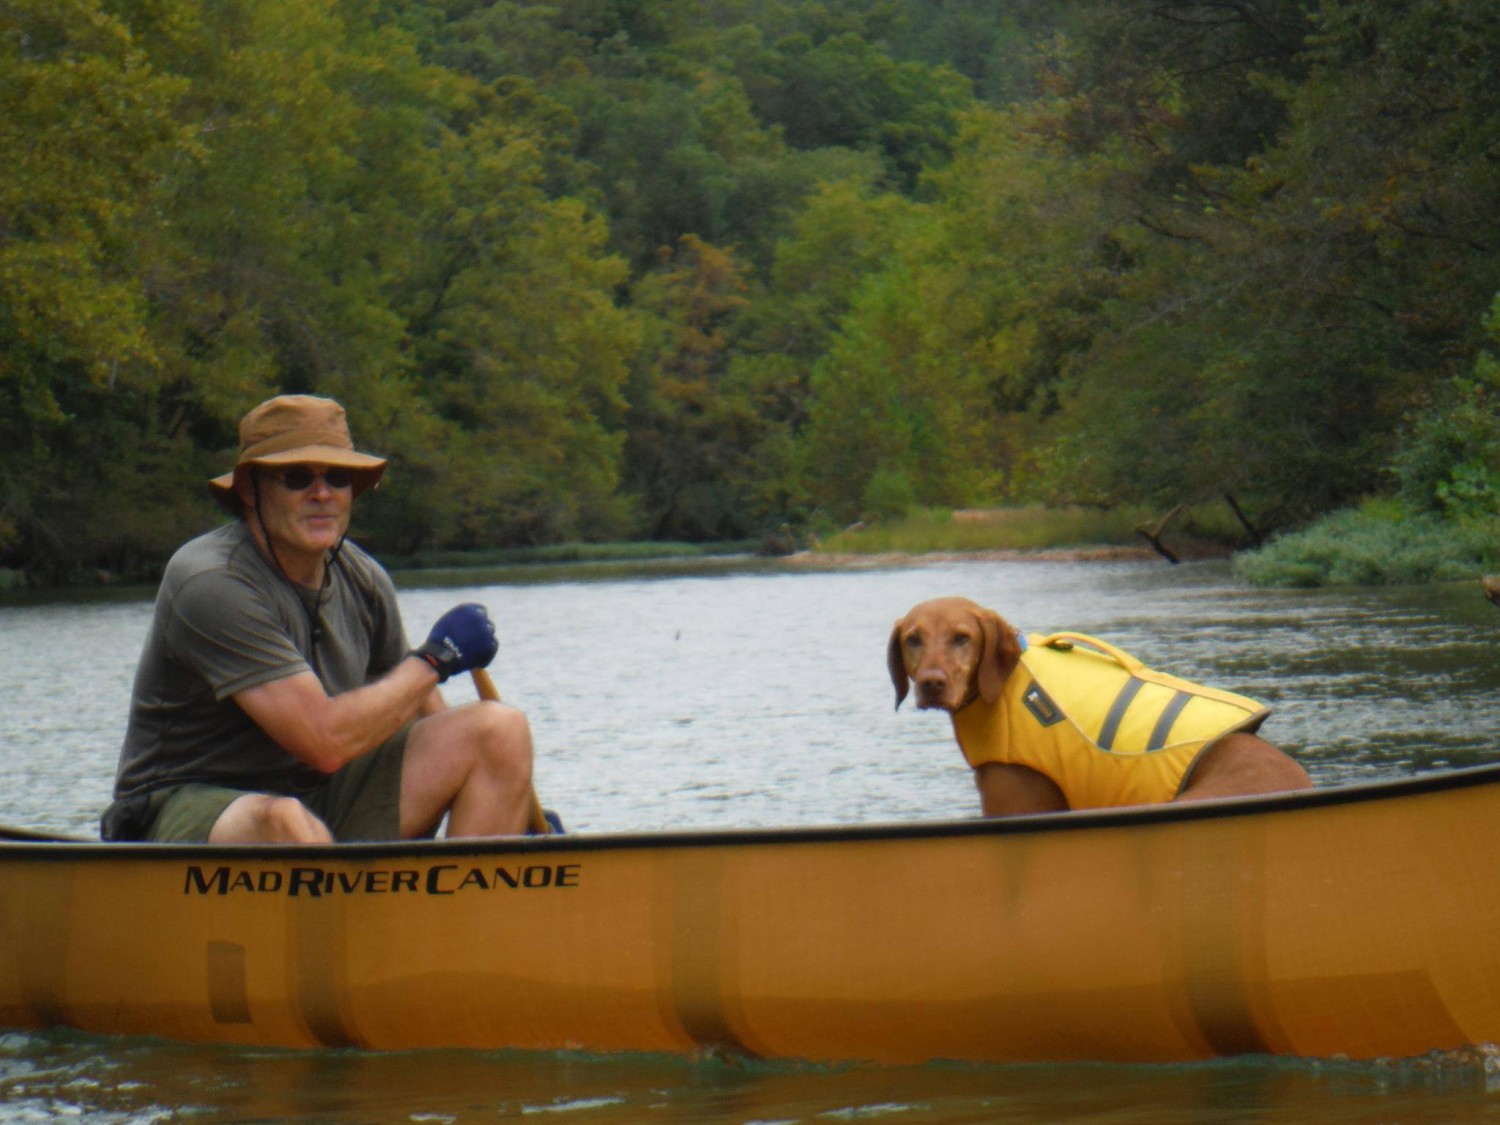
[273, 466, 355, 492]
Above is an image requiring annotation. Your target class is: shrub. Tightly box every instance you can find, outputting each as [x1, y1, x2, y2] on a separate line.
[1233, 505, 1500, 587]
[860, 466, 917, 521]
[1392, 295, 1500, 521]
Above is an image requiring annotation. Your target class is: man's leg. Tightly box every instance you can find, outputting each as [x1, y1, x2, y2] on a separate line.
[209, 794, 335, 844]
[398, 701, 535, 837]
[142, 782, 333, 845]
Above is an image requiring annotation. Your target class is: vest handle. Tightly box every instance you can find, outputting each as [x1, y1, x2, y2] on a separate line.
[1036, 632, 1145, 675]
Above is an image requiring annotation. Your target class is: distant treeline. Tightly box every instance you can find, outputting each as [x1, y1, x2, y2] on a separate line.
[4, 0, 1500, 583]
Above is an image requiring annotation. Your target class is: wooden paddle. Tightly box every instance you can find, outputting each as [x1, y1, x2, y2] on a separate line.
[471, 668, 553, 835]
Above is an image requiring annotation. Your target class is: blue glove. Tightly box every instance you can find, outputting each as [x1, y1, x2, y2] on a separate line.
[411, 603, 498, 682]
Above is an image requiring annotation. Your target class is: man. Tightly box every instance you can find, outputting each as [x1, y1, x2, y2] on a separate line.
[101, 394, 537, 844]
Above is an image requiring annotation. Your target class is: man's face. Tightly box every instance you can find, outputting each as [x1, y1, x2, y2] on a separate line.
[244, 463, 353, 559]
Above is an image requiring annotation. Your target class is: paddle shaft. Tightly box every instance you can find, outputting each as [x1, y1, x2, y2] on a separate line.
[470, 669, 552, 835]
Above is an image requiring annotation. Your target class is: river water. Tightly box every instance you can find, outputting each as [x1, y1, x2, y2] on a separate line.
[4, 555, 1500, 1122]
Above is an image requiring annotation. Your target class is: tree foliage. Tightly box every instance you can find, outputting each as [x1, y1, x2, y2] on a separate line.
[2, 0, 1498, 581]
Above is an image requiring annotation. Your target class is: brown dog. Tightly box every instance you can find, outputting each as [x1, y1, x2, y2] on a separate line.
[889, 597, 1313, 816]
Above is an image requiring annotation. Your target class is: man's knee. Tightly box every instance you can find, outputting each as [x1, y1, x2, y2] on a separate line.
[256, 797, 335, 843]
[474, 701, 534, 778]
[211, 794, 333, 844]
[404, 701, 535, 805]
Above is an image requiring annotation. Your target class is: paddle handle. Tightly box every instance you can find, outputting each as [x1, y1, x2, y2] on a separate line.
[470, 667, 502, 703]
[470, 669, 553, 835]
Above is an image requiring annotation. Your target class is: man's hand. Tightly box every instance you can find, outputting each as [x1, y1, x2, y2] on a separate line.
[411, 603, 499, 682]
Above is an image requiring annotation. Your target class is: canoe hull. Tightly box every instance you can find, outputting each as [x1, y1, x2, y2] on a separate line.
[3, 767, 1499, 1063]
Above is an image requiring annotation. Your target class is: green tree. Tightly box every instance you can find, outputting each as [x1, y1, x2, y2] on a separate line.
[799, 250, 1001, 522]
[1393, 294, 1500, 521]
[394, 115, 642, 549]
[723, 28, 974, 190]
[0, 0, 198, 577]
[624, 234, 757, 539]
[125, 0, 641, 555]
[723, 174, 915, 526]
[993, 0, 1500, 528]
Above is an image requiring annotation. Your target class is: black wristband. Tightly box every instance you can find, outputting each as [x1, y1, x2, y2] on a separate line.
[409, 645, 450, 682]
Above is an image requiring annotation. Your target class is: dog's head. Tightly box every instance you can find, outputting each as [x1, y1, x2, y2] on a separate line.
[888, 597, 1022, 712]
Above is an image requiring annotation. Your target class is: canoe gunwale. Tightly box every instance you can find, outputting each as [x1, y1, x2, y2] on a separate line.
[4, 759, 1497, 860]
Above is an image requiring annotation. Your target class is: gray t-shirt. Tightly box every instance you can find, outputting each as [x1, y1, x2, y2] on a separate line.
[113, 522, 409, 799]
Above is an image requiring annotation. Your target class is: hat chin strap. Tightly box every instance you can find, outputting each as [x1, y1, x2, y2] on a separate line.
[249, 471, 343, 654]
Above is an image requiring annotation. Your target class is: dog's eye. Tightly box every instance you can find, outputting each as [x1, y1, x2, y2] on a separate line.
[951, 634, 971, 647]
[904, 635, 923, 650]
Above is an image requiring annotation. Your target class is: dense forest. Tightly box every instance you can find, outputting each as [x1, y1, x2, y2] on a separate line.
[4, 0, 1499, 583]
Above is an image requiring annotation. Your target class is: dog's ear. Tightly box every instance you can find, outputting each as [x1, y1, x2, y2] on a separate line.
[887, 620, 911, 710]
[976, 610, 1022, 705]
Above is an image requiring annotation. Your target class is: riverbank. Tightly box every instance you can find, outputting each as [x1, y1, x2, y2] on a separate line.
[1231, 504, 1500, 588]
[812, 503, 1500, 590]
[385, 505, 1224, 587]
[805, 504, 1240, 564]
[7, 501, 1497, 597]
[785, 544, 1174, 568]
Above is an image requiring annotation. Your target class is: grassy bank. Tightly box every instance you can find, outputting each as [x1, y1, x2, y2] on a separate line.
[384, 539, 769, 588]
[1232, 504, 1500, 587]
[814, 505, 1245, 558]
[388, 539, 759, 571]
[812, 502, 1500, 589]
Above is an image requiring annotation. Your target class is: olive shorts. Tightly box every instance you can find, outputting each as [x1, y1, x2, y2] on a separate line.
[143, 723, 416, 843]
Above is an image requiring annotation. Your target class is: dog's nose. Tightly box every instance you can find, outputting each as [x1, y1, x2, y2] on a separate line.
[915, 671, 947, 700]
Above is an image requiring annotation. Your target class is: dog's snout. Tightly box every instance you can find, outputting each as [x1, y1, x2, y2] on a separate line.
[914, 667, 949, 708]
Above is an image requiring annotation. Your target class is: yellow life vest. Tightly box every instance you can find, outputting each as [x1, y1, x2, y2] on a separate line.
[951, 632, 1270, 809]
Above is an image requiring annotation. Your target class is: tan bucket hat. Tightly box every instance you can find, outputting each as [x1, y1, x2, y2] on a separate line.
[208, 394, 386, 514]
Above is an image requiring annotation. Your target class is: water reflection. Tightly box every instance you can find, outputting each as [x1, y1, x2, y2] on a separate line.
[5, 1029, 1500, 1125]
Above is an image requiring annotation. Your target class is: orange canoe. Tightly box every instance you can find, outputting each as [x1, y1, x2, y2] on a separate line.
[2, 765, 1497, 1063]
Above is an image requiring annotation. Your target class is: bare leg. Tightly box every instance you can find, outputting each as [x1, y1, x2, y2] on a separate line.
[398, 701, 535, 837]
[209, 794, 335, 844]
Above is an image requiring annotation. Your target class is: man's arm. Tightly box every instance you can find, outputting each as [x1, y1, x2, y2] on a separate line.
[235, 656, 443, 774]
[235, 600, 494, 773]
[418, 685, 447, 717]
